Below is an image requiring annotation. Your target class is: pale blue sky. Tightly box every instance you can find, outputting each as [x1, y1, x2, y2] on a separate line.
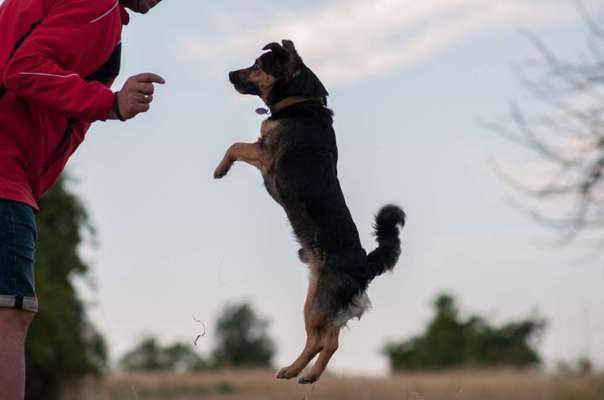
[59, 0, 604, 374]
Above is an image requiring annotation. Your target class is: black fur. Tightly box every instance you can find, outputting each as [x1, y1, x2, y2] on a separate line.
[367, 205, 407, 278]
[225, 41, 406, 321]
[267, 64, 329, 107]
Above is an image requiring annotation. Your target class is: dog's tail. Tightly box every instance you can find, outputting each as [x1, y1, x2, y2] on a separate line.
[366, 204, 406, 280]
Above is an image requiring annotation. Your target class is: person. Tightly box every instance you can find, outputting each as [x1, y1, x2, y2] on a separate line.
[0, 0, 165, 398]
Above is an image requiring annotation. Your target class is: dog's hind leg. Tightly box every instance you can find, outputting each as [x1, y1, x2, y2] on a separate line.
[276, 329, 323, 379]
[277, 269, 327, 379]
[298, 325, 340, 384]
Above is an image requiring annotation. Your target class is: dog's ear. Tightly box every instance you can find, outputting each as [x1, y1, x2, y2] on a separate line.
[262, 42, 289, 60]
[281, 40, 299, 58]
[281, 40, 303, 78]
[263, 40, 301, 80]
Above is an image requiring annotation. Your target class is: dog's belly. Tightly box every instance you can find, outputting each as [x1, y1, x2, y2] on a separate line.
[262, 173, 283, 205]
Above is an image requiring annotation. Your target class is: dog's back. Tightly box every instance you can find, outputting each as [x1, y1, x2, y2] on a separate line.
[263, 101, 367, 299]
[263, 98, 405, 384]
[264, 100, 404, 319]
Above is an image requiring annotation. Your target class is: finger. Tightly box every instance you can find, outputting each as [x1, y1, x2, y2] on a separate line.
[132, 82, 155, 95]
[133, 92, 153, 103]
[137, 94, 153, 104]
[132, 72, 165, 84]
[134, 103, 151, 113]
[125, 103, 150, 118]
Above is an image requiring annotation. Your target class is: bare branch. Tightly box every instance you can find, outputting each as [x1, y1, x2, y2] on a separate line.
[492, 5, 604, 244]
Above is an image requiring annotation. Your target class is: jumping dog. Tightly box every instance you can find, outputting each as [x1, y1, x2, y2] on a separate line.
[214, 40, 406, 384]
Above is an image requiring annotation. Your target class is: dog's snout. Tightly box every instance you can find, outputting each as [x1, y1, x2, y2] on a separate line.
[229, 71, 239, 84]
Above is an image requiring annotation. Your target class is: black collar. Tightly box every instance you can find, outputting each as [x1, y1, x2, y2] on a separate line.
[256, 96, 324, 115]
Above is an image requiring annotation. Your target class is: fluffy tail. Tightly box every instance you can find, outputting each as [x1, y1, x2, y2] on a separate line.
[366, 204, 406, 279]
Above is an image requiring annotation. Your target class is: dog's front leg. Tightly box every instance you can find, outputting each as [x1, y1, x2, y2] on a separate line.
[213, 142, 270, 179]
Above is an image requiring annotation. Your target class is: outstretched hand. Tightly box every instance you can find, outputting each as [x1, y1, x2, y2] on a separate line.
[110, 73, 165, 121]
[121, 0, 163, 14]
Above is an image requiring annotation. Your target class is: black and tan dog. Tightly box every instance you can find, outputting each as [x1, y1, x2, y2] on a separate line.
[214, 40, 406, 384]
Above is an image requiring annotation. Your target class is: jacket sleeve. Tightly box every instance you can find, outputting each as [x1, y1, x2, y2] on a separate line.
[2, 0, 120, 122]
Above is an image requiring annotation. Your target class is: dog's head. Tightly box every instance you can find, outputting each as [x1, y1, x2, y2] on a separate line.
[228, 40, 328, 107]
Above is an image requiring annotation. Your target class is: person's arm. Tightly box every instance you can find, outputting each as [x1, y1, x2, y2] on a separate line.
[3, 0, 121, 122]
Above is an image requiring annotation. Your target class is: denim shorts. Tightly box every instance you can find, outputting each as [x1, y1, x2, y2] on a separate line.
[0, 199, 38, 312]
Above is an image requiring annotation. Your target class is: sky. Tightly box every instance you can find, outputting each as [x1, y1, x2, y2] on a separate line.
[49, 0, 604, 375]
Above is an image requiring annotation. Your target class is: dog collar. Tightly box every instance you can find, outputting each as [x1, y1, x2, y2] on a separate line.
[256, 96, 324, 116]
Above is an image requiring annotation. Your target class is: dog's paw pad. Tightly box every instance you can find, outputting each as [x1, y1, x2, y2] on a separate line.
[298, 375, 318, 384]
[276, 367, 297, 379]
[213, 168, 227, 179]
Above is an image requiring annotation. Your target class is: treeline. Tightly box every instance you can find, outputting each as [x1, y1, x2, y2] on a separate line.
[120, 303, 274, 372]
[31, 180, 554, 399]
[121, 295, 547, 374]
[382, 294, 545, 371]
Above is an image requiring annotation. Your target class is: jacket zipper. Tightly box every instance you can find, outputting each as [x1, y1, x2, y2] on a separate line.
[0, 20, 42, 99]
[42, 121, 73, 175]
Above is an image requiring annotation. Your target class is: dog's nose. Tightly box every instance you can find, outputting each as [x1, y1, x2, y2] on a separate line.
[228, 71, 238, 84]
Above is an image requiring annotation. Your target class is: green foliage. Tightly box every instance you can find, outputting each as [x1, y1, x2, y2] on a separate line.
[120, 337, 209, 372]
[383, 294, 546, 372]
[211, 303, 275, 369]
[120, 302, 275, 372]
[25, 178, 107, 400]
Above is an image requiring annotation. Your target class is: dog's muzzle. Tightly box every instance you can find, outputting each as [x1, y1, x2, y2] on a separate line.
[228, 71, 239, 85]
[228, 70, 261, 96]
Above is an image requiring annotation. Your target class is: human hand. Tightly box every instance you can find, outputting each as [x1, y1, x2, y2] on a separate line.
[110, 73, 165, 121]
[120, 0, 163, 14]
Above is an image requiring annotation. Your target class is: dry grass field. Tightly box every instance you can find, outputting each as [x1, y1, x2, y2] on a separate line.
[74, 370, 604, 400]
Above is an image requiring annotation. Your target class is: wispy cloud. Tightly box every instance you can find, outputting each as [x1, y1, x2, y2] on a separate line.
[182, 0, 570, 86]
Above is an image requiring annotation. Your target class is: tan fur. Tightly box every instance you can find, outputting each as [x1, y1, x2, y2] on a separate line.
[213, 119, 281, 179]
[247, 70, 276, 103]
[261, 119, 280, 138]
[275, 251, 342, 384]
[213, 142, 272, 178]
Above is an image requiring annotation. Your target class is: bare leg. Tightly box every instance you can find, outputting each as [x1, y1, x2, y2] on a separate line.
[213, 142, 270, 178]
[0, 309, 35, 400]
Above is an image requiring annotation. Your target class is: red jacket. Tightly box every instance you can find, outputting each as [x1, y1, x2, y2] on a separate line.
[0, 0, 128, 209]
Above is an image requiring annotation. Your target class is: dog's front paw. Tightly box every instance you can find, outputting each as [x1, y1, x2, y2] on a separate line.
[276, 366, 299, 380]
[213, 169, 226, 179]
[298, 374, 319, 385]
[213, 161, 232, 179]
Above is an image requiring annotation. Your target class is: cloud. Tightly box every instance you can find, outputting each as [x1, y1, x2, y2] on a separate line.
[181, 0, 571, 86]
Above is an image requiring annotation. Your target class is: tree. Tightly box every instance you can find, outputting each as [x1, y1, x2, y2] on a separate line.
[490, 2, 604, 242]
[382, 294, 545, 372]
[119, 303, 275, 372]
[25, 178, 107, 400]
[120, 337, 209, 372]
[211, 303, 275, 369]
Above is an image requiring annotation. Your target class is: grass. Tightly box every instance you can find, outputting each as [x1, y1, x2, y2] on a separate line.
[75, 369, 604, 400]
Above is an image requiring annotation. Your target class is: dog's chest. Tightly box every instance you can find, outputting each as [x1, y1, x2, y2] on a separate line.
[260, 119, 281, 149]
[259, 118, 283, 202]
